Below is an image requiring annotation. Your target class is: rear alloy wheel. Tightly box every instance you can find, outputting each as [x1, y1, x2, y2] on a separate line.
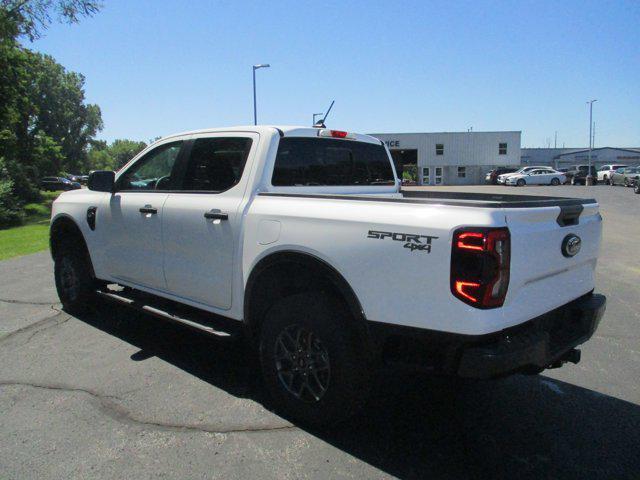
[516, 179, 526, 187]
[274, 324, 331, 403]
[551, 178, 560, 186]
[634, 182, 640, 194]
[259, 292, 370, 427]
[624, 178, 630, 187]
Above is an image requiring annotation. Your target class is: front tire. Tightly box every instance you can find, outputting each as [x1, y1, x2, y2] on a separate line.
[54, 243, 98, 314]
[634, 182, 640, 194]
[516, 179, 526, 187]
[551, 178, 560, 186]
[259, 292, 370, 427]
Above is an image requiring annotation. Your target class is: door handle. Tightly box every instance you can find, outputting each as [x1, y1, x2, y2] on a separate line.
[139, 205, 157, 215]
[204, 210, 228, 221]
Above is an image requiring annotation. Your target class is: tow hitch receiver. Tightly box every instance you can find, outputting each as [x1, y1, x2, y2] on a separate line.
[549, 348, 581, 369]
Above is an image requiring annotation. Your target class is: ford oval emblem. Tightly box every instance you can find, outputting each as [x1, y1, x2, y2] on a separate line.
[562, 234, 582, 257]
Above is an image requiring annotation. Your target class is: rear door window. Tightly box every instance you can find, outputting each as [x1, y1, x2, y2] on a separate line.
[272, 138, 395, 186]
[180, 137, 252, 192]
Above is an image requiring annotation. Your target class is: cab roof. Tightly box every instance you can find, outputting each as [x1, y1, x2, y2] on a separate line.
[158, 126, 382, 145]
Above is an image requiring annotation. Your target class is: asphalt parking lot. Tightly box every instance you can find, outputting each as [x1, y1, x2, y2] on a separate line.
[1, 184, 639, 479]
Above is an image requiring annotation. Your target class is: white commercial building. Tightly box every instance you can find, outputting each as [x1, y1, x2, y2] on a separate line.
[369, 131, 521, 185]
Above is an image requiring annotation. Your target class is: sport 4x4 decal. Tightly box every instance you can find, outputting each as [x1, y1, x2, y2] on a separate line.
[367, 230, 439, 253]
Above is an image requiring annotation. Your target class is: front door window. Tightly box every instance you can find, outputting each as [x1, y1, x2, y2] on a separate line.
[116, 142, 182, 191]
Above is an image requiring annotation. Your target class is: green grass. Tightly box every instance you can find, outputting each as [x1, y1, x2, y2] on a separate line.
[0, 221, 50, 261]
[0, 191, 61, 261]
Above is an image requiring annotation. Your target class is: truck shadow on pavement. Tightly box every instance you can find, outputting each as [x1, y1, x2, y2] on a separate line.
[75, 304, 640, 480]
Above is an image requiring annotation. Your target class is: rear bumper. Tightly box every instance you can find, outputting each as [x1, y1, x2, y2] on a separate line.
[457, 293, 605, 378]
[368, 293, 606, 379]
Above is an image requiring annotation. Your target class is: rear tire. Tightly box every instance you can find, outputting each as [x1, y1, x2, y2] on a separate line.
[634, 182, 640, 194]
[54, 239, 98, 315]
[259, 292, 370, 427]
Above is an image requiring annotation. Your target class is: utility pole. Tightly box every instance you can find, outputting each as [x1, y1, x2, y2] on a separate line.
[586, 99, 597, 186]
[554, 131, 557, 148]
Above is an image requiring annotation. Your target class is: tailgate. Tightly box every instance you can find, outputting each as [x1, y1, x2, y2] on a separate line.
[504, 202, 601, 316]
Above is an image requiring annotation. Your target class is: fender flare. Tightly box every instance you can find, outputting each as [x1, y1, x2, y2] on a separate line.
[243, 250, 369, 340]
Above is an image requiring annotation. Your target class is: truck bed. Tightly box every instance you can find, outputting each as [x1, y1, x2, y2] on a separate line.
[261, 190, 596, 208]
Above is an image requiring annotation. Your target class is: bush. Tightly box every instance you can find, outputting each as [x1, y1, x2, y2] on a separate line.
[0, 175, 24, 228]
[23, 202, 49, 218]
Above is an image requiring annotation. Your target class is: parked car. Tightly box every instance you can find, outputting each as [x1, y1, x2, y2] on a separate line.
[49, 125, 606, 426]
[566, 165, 597, 185]
[597, 164, 628, 184]
[609, 166, 640, 187]
[485, 167, 518, 185]
[40, 176, 81, 191]
[497, 166, 547, 184]
[68, 173, 89, 185]
[505, 168, 566, 186]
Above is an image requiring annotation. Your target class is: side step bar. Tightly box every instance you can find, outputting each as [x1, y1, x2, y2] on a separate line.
[97, 290, 234, 338]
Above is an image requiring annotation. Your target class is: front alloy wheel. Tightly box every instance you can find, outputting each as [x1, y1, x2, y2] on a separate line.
[57, 256, 80, 303]
[54, 245, 97, 314]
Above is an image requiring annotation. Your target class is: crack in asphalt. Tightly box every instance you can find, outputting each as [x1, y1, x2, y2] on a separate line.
[22, 316, 71, 345]
[0, 298, 58, 306]
[0, 309, 69, 343]
[0, 381, 296, 435]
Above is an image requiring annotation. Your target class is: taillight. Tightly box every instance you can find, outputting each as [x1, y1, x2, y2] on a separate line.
[450, 227, 510, 309]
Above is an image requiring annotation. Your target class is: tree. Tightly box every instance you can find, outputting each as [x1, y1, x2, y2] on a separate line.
[0, 0, 104, 212]
[86, 139, 148, 172]
[108, 139, 147, 169]
[25, 51, 103, 173]
[1, 0, 101, 41]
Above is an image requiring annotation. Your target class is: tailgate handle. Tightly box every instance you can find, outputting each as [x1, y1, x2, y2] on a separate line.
[557, 204, 583, 227]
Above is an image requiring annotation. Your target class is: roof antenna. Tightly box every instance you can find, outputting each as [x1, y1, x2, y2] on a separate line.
[313, 100, 334, 128]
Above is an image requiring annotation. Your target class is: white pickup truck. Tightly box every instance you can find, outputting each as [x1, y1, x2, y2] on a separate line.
[50, 126, 606, 425]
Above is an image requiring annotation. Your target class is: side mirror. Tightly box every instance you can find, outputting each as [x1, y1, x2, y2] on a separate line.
[88, 170, 115, 192]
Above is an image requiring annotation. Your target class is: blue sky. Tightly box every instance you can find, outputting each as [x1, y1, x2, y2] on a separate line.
[26, 0, 640, 147]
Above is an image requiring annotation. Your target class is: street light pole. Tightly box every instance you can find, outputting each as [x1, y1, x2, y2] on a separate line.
[252, 64, 270, 125]
[586, 99, 597, 185]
